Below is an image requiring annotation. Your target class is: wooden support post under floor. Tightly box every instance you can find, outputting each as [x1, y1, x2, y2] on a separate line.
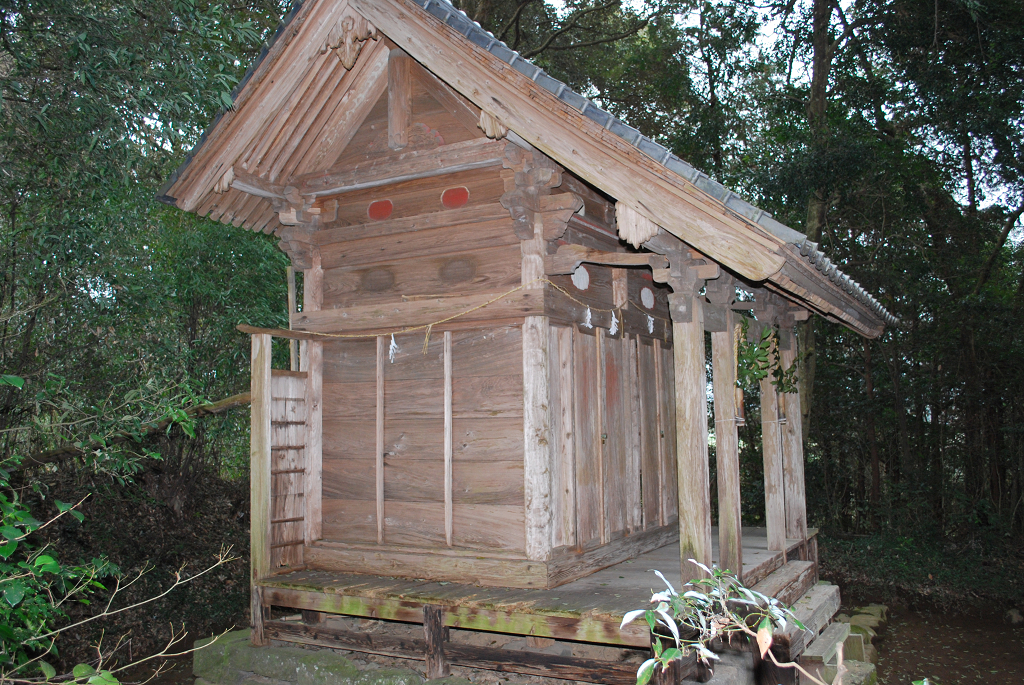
[711, 308, 743, 580]
[423, 605, 451, 679]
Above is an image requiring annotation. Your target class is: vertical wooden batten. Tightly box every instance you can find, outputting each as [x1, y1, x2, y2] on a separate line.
[760, 357, 786, 553]
[653, 338, 667, 527]
[779, 327, 808, 544]
[444, 330, 454, 547]
[302, 254, 323, 544]
[250, 333, 272, 644]
[376, 335, 386, 544]
[711, 310, 742, 579]
[595, 327, 607, 545]
[388, 49, 412, 150]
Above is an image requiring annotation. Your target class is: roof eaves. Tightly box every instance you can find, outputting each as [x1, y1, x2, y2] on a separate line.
[409, 0, 896, 328]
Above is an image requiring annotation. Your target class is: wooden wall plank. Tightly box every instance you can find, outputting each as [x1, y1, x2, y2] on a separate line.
[302, 254, 324, 545]
[251, 334, 273, 583]
[318, 206, 515, 270]
[376, 335, 386, 543]
[322, 244, 522, 309]
[444, 330, 453, 546]
[638, 340, 660, 528]
[659, 340, 679, 524]
[601, 329, 626, 539]
[625, 335, 643, 533]
[324, 458, 522, 505]
[549, 325, 576, 549]
[573, 330, 601, 546]
[779, 328, 808, 543]
[711, 311, 742, 579]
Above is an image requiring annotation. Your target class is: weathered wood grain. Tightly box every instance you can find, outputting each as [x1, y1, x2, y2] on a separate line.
[302, 254, 324, 544]
[779, 328, 807, 543]
[672, 296, 713, 581]
[549, 325, 576, 549]
[251, 334, 273, 583]
[760, 371, 786, 552]
[573, 330, 601, 546]
[711, 312, 742, 579]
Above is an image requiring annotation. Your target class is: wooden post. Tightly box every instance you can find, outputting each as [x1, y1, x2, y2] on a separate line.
[301, 253, 323, 544]
[522, 202, 552, 562]
[287, 266, 298, 371]
[760, 341, 786, 553]
[250, 334, 272, 645]
[423, 605, 450, 679]
[388, 49, 412, 149]
[251, 584, 267, 647]
[669, 291, 713, 581]
[711, 310, 742, 579]
[779, 327, 808, 544]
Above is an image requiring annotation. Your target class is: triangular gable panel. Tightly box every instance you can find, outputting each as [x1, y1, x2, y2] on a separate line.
[327, 50, 484, 171]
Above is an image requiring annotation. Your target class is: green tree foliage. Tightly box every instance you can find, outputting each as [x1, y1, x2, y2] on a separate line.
[0, 1, 291, 471]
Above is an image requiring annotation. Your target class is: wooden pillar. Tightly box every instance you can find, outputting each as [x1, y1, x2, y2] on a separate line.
[669, 291, 713, 580]
[522, 200, 552, 562]
[759, 334, 786, 552]
[711, 310, 742, 579]
[779, 327, 808, 543]
[287, 266, 298, 371]
[301, 253, 323, 545]
[250, 334, 272, 645]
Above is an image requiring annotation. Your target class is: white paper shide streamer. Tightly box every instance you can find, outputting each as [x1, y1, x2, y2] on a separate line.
[388, 334, 399, 363]
[647, 315, 655, 334]
[583, 306, 594, 329]
[609, 310, 619, 336]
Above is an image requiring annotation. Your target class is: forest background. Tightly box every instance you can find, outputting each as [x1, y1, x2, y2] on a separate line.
[0, 0, 1022, 673]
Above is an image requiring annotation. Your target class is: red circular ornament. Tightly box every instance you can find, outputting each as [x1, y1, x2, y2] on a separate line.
[440, 186, 470, 209]
[368, 199, 393, 221]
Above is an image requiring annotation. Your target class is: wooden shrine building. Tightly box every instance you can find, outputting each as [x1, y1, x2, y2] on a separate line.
[159, 0, 893, 680]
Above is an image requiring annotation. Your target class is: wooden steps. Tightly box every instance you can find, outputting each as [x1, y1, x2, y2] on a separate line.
[800, 621, 850, 683]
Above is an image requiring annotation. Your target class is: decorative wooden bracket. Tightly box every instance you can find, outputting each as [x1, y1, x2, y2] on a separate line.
[703, 274, 737, 332]
[647, 240, 721, 323]
[500, 144, 581, 240]
[544, 243, 669, 275]
[323, 13, 378, 70]
[478, 111, 508, 140]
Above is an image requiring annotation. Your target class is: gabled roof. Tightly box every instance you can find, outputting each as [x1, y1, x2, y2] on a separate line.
[158, 0, 894, 337]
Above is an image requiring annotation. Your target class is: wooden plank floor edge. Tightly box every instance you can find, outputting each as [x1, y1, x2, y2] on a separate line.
[263, 619, 677, 684]
[259, 586, 649, 647]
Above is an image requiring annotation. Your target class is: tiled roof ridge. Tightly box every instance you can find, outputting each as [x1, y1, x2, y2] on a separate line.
[158, 0, 895, 327]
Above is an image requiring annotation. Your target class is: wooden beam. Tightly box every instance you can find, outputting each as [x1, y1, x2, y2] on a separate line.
[301, 254, 324, 544]
[347, 0, 786, 282]
[779, 327, 808, 542]
[544, 243, 668, 276]
[251, 334, 273, 589]
[760, 367, 786, 552]
[388, 49, 412, 150]
[671, 293, 713, 581]
[415, 63, 482, 134]
[297, 138, 507, 198]
[711, 309, 742, 580]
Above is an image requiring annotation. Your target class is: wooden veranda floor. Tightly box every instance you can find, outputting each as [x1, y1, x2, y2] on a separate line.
[258, 527, 817, 650]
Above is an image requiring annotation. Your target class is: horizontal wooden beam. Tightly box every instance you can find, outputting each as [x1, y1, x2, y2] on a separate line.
[260, 585, 649, 647]
[544, 243, 668, 275]
[264, 620, 673, 684]
[295, 137, 508, 197]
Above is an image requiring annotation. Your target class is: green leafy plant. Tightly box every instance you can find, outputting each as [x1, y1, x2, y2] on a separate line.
[735, 318, 798, 394]
[621, 562, 834, 685]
